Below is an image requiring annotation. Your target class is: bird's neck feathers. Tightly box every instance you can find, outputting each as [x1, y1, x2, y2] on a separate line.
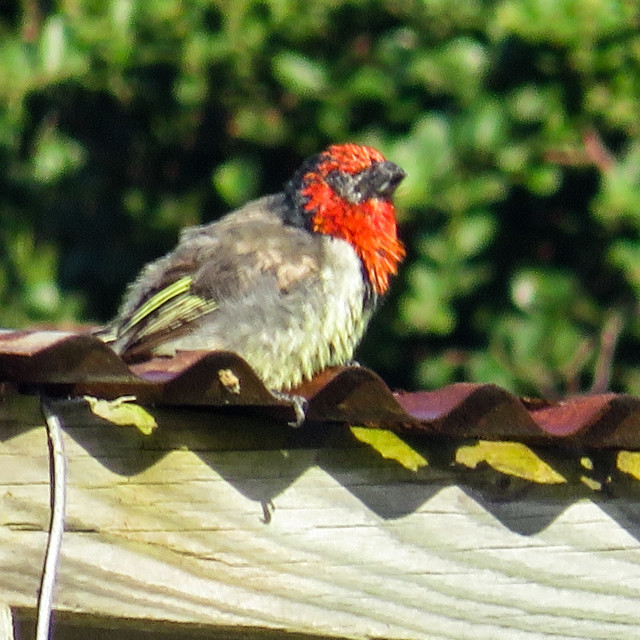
[282, 143, 405, 296]
[302, 179, 404, 296]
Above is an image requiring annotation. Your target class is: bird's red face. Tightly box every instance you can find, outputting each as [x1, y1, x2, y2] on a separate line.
[295, 143, 406, 296]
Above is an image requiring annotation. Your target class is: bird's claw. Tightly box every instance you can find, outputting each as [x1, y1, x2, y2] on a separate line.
[271, 391, 308, 427]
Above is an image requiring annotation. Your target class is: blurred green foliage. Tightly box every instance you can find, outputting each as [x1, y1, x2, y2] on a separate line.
[2, 0, 640, 397]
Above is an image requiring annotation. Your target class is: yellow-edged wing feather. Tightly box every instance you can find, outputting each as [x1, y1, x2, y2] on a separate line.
[105, 275, 218, 352]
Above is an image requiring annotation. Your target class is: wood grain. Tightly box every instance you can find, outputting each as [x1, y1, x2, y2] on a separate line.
[2, 395, 640, 639]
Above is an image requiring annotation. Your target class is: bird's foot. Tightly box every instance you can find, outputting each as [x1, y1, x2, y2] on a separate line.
[271, 390, 308, 427]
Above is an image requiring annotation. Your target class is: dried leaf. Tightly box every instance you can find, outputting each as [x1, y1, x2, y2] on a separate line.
[218, 368, 241, 394]
[456, 441, 566, 484]
[580, 476, 602, 491]
[350, 426, 427, 471]
[84, 395, 158, 435]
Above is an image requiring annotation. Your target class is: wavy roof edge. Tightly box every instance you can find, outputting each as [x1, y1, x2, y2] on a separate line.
[1, 330, 638, 448]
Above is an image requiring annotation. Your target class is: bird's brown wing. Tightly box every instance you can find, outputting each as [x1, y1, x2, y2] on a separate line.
[98, 195, 322, 360]
[104, 274, 219, 356]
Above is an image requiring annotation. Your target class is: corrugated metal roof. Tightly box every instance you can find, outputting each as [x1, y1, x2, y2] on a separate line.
[1, 329, 639, 448]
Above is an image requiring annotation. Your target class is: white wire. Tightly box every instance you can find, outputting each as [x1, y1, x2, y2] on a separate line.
[36, 397, 67, 640]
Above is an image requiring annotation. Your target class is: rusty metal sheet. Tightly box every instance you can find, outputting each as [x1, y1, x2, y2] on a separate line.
[2, 329, 640, 448]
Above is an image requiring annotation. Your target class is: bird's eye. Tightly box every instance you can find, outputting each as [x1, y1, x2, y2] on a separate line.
[325, 171, 363, 204]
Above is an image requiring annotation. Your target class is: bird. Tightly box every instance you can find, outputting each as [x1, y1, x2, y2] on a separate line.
[97, 143, 406, 395]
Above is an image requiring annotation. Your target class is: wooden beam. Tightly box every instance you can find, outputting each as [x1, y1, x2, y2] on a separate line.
[2, 395, 640, 639]
[0, 604, 14, 640]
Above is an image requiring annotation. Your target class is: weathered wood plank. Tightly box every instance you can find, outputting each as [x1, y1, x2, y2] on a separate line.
[2, 395, 640, 639]
[0, 604, 14, 640]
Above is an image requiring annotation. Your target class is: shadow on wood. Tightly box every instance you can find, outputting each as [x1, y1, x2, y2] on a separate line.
[3, 395, 640, 639]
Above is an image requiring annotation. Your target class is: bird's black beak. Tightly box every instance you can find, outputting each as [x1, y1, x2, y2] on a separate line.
[365, 161, 407, 198]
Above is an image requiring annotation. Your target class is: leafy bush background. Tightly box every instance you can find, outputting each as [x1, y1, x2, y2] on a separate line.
[2, 0, 640, 397]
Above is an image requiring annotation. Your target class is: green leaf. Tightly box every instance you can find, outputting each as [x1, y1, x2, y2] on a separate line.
[400, 264, 457, 334]
[272, 52, 328, 95]
[454, 211, 496, 258]
[32, 129, 86, 185]
[212, 156, 261, 207]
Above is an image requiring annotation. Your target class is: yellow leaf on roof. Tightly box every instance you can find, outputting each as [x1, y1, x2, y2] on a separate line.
[350, 426, 427, 472]
[84, 395, 158, 435]
[617, 451, 640, 480]
[456, 440, 566, 484]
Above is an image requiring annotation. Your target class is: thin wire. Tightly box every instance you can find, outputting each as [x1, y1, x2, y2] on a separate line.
[36, 397, 67, 640]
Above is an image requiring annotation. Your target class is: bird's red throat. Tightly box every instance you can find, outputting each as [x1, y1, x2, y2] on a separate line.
[302, 179, 405, 296]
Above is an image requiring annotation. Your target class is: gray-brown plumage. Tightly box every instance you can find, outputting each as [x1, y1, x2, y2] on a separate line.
[98, 144, 406, 391]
